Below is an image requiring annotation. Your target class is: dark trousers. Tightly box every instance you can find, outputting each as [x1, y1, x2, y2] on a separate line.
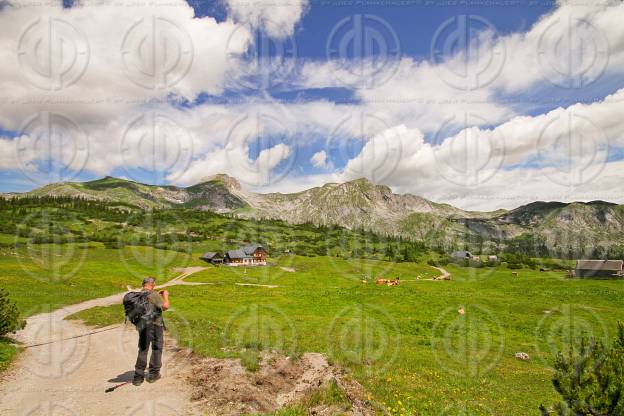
[134, 323, 164, 377]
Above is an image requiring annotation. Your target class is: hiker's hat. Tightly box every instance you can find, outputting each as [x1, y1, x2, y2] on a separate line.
[142, 277, 156, 285]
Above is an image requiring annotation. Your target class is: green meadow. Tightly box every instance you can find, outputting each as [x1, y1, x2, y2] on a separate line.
[63, 254, 624, 415]
[1, 200, 623, 414]
[0, 241, 201, 313]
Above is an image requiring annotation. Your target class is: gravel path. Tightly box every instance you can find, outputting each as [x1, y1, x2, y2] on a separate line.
[0, 267, 206, 416]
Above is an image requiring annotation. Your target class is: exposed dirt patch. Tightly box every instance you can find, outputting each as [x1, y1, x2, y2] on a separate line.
[235, 283, 279, 288]
[188, 352, 375, 416]
[280, 267, 296, 273]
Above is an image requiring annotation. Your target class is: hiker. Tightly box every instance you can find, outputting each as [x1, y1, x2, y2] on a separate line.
[126, 277, 170, 386]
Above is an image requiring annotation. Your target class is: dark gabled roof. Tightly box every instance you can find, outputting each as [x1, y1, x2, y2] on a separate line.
[451, 251, 472, 258]
[226, 249, 251, 259]
[200, 252, 218, 260]
[242, 244, 265, 255]
[576, 260, 623, 271]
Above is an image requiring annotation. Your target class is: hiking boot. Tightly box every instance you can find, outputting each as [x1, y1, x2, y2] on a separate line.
[132, 375, 144, 386]
[146, 373, 161, 383]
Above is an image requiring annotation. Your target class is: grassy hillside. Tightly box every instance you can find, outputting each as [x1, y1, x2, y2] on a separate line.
[8, 176, 624, 250]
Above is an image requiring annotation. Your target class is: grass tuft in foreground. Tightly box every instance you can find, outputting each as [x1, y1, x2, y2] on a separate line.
[0, 337, 18, 372]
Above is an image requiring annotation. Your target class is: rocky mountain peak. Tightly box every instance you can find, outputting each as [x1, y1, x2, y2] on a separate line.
[205, 174, 241, 191]
[341, 177, 392, 195]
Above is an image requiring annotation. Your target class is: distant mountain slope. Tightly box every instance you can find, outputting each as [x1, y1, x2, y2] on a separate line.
[6, 175, 623, 244]
[502, 200, 624, 241]
[22, 175, 248, 213]
[240, 178, 470, 234]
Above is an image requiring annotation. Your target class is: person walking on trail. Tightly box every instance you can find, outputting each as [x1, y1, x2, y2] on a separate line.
[130, 277, 170, 386]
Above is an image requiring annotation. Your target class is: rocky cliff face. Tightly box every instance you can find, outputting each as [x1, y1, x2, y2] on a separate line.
[9, 175, 624, 244]
[240, 178, 467, 235]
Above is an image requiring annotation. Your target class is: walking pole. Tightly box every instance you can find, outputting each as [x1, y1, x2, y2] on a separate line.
[105, 381, 130, 393]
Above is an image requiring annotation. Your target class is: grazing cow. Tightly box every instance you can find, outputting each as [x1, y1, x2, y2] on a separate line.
[376, 278, 400, 286]
[511, 271, 518, 277]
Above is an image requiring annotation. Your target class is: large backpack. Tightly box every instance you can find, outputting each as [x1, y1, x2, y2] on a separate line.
[123, 291, 150, 327]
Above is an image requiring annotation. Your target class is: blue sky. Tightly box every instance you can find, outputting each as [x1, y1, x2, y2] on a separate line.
[0, 0, 623, 209]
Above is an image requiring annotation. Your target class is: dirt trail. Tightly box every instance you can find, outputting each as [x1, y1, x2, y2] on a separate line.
[432, 266, 451, 280]
[0, 267, 206, 416]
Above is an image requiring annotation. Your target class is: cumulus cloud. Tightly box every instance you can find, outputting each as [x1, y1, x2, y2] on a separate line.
[0, 0, 249, 129]
[343, 88, 624, 209]
[297, 2, 624, 134]
[225, 0, 308, 38]
[310, 150, 328, 169]
[495, 1, 624, 92]
[171, 142, 292, 188]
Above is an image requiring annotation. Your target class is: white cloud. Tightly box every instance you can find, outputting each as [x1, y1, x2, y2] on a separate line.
[225, 0, 308, 38]
[310, 150, 328, 168]
[0, 0, 249, 130]
[495, 1, 624, 92]
[297, 2, 624, 135]
[170, 142, 292, 188]
[343, 88, 624, 210]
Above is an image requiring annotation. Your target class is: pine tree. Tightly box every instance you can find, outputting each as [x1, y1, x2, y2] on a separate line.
[540, 323, 624, 415]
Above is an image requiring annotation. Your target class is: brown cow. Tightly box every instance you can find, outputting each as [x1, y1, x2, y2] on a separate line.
[376, 277, 400, 286]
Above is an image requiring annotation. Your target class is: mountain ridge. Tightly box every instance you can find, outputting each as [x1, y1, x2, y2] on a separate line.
[5, 175, 624, 244]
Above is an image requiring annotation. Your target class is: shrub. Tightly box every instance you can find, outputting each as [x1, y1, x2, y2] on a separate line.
[468, 259, 483, 268]
[0, 289, 21, 336]
[540, 322, 624, 415]
[103, 240, 124, 249]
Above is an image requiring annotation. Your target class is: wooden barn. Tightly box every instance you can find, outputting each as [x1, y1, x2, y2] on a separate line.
[451, 251, 476, 261]
[574, 260, 623, 278]
[200, 252, 223, 265]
